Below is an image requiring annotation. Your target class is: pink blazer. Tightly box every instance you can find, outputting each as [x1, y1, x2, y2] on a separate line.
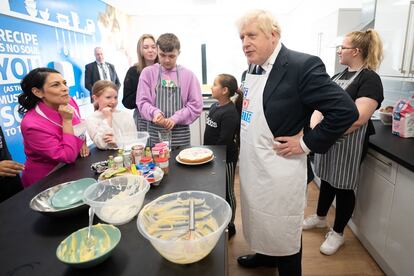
[21, 98, 84, 187]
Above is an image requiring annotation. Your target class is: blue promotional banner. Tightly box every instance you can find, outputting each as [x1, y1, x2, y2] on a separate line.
[0, 0, 132, 163]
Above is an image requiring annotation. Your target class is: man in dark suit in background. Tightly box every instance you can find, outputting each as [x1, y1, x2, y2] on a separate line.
[84, 47, 121, 102]
[235, 10, 359, 276]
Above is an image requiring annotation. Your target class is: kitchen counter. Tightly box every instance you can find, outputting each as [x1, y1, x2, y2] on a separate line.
[369, 121, 414, 172]
[0, 146, 228, 276]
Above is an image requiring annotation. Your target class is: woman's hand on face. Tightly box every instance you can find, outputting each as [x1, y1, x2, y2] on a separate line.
[0, 160, 25, 177]
[101, 107, 113, 118]
[58, 104, 74, 121]
[103, 133, 115, 144]
[80, 142, 90, 158]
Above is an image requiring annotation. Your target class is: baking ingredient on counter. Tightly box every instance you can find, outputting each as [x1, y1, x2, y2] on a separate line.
[392, 99, 414, 138]
[141, 197, 219, 240]
[99, 190, 141, 224]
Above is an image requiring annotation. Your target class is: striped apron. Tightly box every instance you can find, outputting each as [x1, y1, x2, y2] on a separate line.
[147, 66, 190, 147]
[314, 69, 366, 190]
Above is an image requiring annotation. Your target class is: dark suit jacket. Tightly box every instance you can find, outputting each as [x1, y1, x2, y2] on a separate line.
[84, 61, 121, 95]
[261, 45, 359, 154]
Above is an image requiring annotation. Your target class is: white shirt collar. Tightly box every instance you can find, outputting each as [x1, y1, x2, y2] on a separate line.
[260, 41, 282, 73]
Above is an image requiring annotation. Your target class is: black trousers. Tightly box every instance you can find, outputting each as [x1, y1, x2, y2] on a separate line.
[277, 244, 302, 276]
[270, 237, 302, 276]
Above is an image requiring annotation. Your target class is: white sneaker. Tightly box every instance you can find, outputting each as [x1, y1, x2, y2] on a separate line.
[320, 229, 344, 255]
[302, 214, 327, 230]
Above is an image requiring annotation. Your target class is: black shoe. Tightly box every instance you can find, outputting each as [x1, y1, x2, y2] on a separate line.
[237, 253, 278, 268]
[227, 223, 236, 239]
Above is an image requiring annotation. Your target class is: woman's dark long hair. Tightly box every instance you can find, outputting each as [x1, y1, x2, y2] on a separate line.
[18, 67, 60, 115]
[216, 73, 243, 150]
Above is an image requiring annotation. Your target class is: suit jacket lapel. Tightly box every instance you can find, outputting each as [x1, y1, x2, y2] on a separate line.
[263, 45, 288, 104]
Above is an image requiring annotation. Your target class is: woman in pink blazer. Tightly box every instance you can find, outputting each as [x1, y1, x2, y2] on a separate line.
[18, 68, 89, 187]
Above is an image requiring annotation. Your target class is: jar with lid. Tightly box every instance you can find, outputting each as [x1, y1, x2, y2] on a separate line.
[140, 156, 153, 165]
[113, 155, 124, 169]
[131, 145, 144, 164]
[155, 157, 169, 174]
[123, 151, 132, 168]
[155, 142, 169, 158]
[151, 146, 161, 159]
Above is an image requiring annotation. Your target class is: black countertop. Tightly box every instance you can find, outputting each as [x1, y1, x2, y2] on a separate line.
[370, 121, 414, 171]
[0, 146, 227, 276]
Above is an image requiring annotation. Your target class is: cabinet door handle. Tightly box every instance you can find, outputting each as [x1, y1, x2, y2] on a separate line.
[400, 2, 413, 74]
[367, 152, 392, 167]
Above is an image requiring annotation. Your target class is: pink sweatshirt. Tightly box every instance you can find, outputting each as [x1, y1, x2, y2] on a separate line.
[21, 98, 84, 187]
[137, 64, 203, 125]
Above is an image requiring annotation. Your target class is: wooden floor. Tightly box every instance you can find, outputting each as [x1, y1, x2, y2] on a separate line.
[228, 170, 385, 276]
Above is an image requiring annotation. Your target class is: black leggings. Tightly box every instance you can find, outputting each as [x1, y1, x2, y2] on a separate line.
[226, 161, 237, 224]
[316, 180, 355, 234]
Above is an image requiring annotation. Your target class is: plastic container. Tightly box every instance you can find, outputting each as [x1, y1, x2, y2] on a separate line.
[83, 175, 150, 225]
[118, 131, 149, 151]
[155, 157, 169, 174]
[137, 191, 231, 264]
[131, 145, 144, 164]
[379, 111, 392, 125]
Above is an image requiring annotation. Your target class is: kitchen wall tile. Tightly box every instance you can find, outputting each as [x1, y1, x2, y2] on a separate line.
[380, 78, 414, 107]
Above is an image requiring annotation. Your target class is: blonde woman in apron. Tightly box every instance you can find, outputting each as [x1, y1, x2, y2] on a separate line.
[303, 29, 384, 256]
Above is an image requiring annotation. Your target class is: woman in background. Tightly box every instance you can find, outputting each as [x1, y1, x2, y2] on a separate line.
[203, 74, 242, 239]
[18, 68, 89, 187]
[303, 29, 384, 255]
[86, 80, 136, 149]
[122, 34, 158, 131]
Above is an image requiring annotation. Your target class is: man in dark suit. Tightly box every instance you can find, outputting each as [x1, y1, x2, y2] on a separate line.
[235, 10, 359, 276]
[84, 47, 121, 102]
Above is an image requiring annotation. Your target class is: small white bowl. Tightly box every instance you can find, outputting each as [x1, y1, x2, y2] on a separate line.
[379, 111, 392, 125]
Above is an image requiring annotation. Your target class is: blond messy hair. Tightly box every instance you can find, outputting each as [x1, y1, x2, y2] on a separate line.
[236, 9, 281, 38]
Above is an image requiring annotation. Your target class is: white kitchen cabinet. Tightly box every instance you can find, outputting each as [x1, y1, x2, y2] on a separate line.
[353, 151, 395, 255]
[384, 165, 414, 276]
[190, 110, 208, 146]
[350, 149, 414, 276]
[375, 0, 414, 77]
[312, 8, 361, 76]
